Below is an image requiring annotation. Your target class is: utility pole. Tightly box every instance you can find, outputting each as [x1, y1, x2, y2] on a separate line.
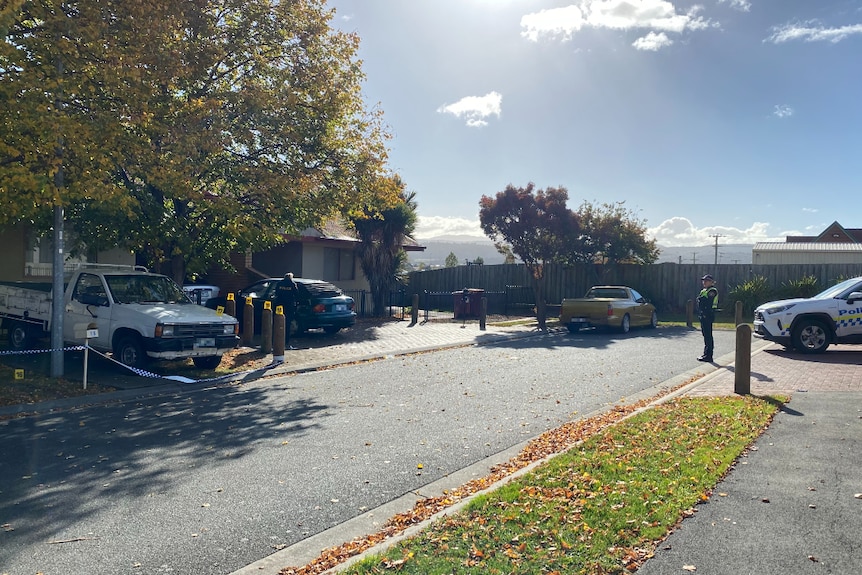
[709, 234, 725, 266]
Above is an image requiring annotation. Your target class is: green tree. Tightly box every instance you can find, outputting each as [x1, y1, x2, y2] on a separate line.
[479, 183, 578, 330]
[0, 0, 390, 283]
[351, 176, 418, 317]
[567, 201, 659, 283]
[445, 252, 459, 268]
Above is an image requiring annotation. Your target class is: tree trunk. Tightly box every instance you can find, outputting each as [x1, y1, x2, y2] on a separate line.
[171, 253, 185, 285]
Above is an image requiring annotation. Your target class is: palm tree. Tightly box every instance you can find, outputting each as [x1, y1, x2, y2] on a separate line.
[352, 179, 418, 317]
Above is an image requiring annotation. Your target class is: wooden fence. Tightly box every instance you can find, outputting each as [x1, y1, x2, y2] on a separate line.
[407, 262, 862, 314]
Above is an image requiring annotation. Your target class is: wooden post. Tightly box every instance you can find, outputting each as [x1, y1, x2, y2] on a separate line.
[242, 296, 254, 346]
[261, 302, 273, 354]
[734, 324, 751, 395]
[411, 293, 419, 325]
[686, 299, 694, 328]
[734, 300, 743, 326]
[479, 297, 487, 331]
[272, 305, 285, 364]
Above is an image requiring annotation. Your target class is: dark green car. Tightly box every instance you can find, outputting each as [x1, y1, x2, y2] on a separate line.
[206, 278, 356, 335]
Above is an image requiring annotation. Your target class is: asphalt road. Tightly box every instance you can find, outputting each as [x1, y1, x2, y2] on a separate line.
[0, 326, 737, 575]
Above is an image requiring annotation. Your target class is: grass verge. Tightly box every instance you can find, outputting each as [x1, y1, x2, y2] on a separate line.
[281, 395, 780, 575]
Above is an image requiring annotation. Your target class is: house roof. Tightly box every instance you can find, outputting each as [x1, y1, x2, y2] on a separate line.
[754, 242, 862, 253]
[288, 220, 426, 252]
[785, 221, 862, 243]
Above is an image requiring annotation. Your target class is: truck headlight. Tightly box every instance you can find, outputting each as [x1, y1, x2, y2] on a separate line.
[224, 323, 238, 335]
[763, 303, 796, 315]
[155, 324, 175, 337]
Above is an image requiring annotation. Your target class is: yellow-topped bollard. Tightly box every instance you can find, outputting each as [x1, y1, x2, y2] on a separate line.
[242, 296, 254, 346]
[261, 301, 273, 354]
[272, 305, 285, 364]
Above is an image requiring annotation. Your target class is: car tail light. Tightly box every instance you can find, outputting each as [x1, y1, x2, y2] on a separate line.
[607, 304, 613, 317]
[312, 303, 326, 313]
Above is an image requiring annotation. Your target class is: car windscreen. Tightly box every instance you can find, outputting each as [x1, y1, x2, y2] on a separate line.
[106, 275, 189, 304]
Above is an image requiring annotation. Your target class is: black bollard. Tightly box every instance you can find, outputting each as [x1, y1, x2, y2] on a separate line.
[734, 324, 752, 395]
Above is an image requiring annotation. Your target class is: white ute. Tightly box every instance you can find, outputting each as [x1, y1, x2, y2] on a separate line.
[753, 276, 862, 353]
[0, 264, 239, 369]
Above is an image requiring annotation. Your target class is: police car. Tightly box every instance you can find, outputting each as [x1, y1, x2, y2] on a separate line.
[753, 276, 862, 353]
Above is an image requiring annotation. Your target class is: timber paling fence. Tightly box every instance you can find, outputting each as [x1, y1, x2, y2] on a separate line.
[406, 262, 862, 315]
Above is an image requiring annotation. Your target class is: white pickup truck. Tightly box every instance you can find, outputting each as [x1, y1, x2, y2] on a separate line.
[0, 265, 239, 369]
[753, 276, 862, 353]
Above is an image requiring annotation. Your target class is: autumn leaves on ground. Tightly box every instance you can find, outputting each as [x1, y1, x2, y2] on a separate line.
[279, 394, 779, 575]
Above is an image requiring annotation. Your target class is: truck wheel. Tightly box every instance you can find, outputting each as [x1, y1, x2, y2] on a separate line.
[566, 324, 580, 334]
[619, 314, 631, 334]
[193, 355, 222, 370]
[649, 311, 658, 329]
[114, 335, 148, 369]
[8, 322, 31, 351]
[791, 319, 829, 354]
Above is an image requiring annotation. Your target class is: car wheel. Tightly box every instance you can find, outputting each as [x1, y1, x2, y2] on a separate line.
[114, 335, 148, 369]
[7, 321, 32, 351]
[649, 311, 658, 329]
[566, 324, 580, 334]
[791, 319, 829, 354]
[323, 326, 341, 335]
[619, 314, 631, 334]
[193, 355, 222, 370]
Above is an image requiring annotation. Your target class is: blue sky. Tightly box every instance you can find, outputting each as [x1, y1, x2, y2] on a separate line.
[326, 0, 862, 247]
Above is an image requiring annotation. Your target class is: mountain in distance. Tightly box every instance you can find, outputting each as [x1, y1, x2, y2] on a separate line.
[409, 236, 755, 267]
[409, 236, 508, 266]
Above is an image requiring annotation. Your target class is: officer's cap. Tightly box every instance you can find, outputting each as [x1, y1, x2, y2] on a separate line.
[701, 274, 714, 281]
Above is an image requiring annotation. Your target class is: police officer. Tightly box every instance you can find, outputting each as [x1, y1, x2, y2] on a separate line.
[276, 272, 299, 350]
[697, 274, 719, 362]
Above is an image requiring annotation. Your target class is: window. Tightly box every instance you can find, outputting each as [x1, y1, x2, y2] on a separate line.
[323, 248, 355, 281]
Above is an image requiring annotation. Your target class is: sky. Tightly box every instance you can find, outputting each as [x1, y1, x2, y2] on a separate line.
[325, 0, 862, 248]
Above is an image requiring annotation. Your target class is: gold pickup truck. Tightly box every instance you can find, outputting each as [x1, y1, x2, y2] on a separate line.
[559, 285, 658, 334]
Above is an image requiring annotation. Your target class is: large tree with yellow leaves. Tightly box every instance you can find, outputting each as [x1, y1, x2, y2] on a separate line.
[0, 0, 392, 282]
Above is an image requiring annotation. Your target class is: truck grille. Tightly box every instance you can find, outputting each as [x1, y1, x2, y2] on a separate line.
[170, 323, 230, 338]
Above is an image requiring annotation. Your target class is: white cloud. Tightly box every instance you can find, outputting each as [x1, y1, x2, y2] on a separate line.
[521, 6, 586, 41]
[521, 1, 712, 45]
[766, 21, 862, 44]
[417, 214, 792, 247]
[633, 31, 673, 50]
[718, 0, 751, 12]
[437, 92, 503, 128]
[415, 215, 486, 239]
[773, 104, 794, 118]
[647, 217, 784, 247]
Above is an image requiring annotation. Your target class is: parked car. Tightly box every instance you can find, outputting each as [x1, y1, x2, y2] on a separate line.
[205, 277, 356, 335]
[559, 285, 658, 334]
[183, 284, 221, 306]
[753, 275, 862, 353]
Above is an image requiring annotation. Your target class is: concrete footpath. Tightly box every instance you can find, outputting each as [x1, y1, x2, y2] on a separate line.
[638, 344, 862, 575]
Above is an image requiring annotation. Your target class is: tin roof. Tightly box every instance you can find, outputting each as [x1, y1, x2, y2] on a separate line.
[753, 242, 862, 252]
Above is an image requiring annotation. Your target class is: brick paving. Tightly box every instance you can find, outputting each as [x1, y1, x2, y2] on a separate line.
[684, 343, 862, 397]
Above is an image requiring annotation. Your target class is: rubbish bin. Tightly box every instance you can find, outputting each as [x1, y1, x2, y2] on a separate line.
[453, 288, 485, 319]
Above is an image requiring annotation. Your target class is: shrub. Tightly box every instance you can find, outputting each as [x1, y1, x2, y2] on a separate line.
[728, 275, 772, 315]
[776, 274, 819, 299]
